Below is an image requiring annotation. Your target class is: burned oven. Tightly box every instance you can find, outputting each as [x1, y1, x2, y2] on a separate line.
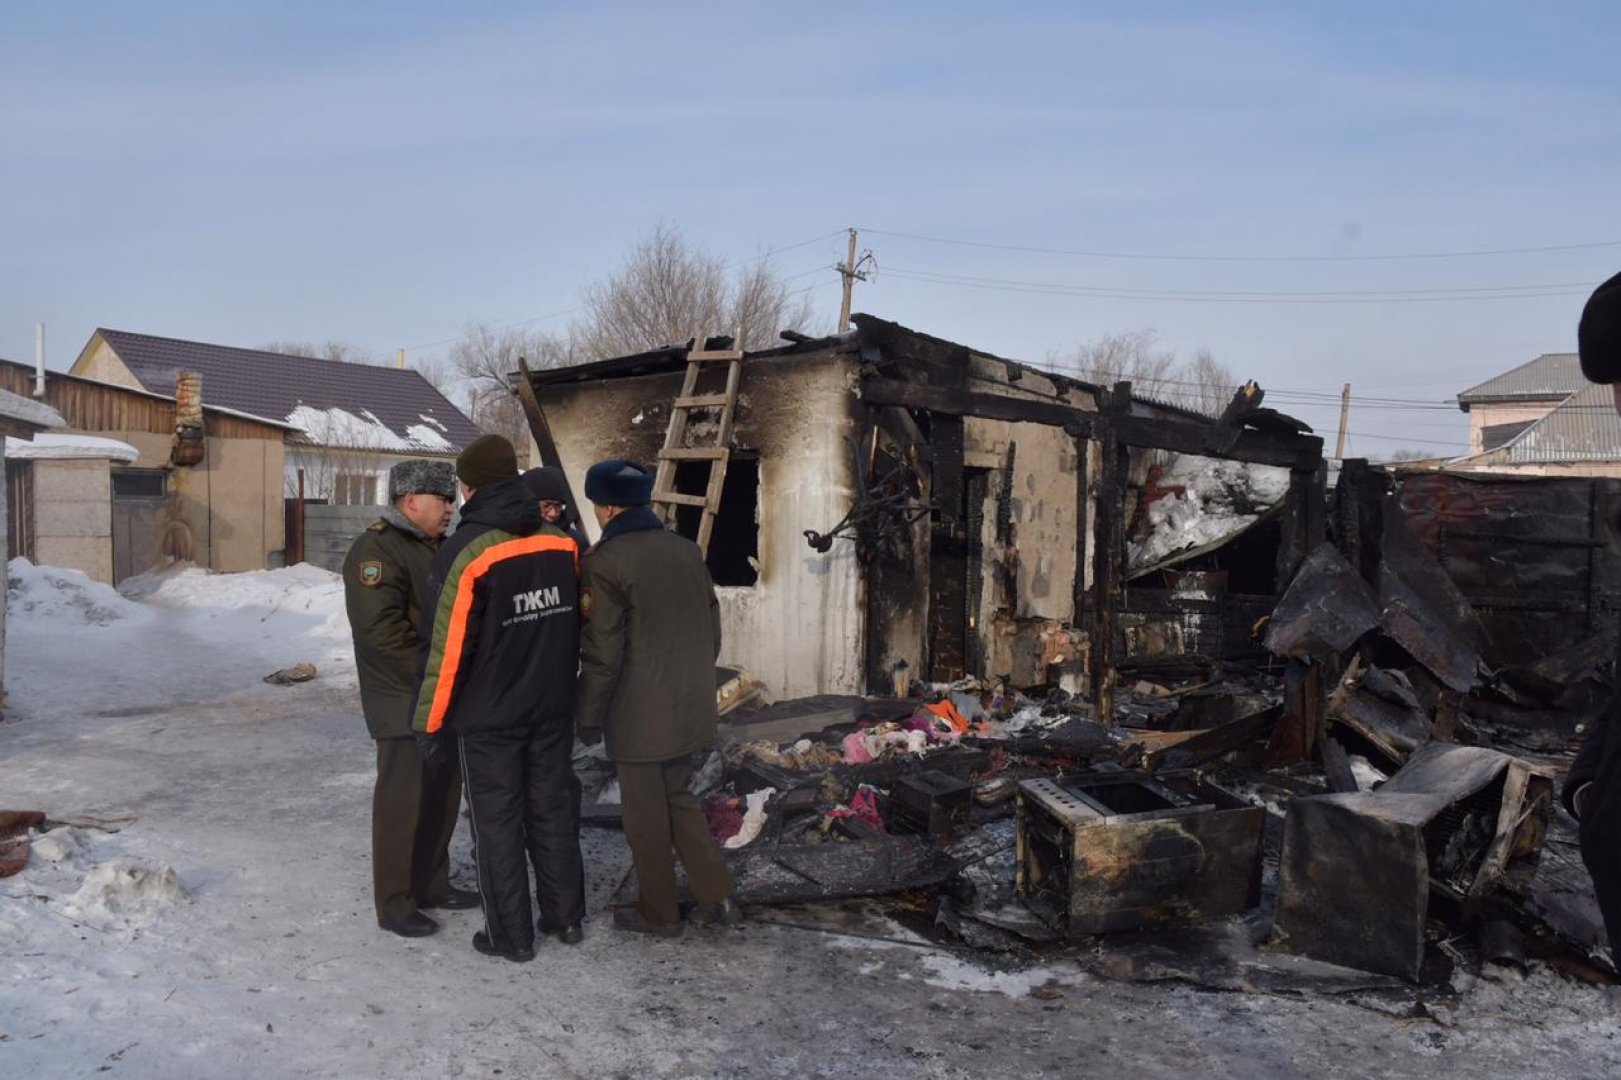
[1015, 770, 1264, 937]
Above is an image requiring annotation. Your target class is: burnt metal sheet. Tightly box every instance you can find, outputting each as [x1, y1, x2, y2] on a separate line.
[1274, 743, 1553, 980]
[1328, 663, 1433, 764]
[1016, 771, 1264, 937]
[1264, 542, 1381, 660]
[728, 838, 959, 904]
[1377, 504, 1482, 693]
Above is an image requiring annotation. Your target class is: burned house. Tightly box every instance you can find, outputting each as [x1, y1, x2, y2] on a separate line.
[522, 314, 1325, 717]
[522, 319, 1613, 987]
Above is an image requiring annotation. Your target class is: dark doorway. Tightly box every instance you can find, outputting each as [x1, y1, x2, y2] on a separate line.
[6, 459, 34, 562]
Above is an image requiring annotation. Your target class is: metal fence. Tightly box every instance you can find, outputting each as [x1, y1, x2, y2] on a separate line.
[301, 504, 380, 572]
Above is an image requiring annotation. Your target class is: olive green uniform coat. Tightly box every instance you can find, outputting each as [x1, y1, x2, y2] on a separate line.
[574, 512, 733, 923]
[343, 515, 461, 920]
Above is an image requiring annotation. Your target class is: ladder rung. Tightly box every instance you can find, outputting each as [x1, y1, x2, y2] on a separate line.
[658, 447, 728, 461]
[688, 349, 745, 363]
[653, 491, 710, 508]
[673, 394, 733, 409]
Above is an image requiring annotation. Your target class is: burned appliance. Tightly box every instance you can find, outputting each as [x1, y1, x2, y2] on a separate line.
[1273, 742, 1553, 981]
[889, 769, 972, 836]
[1014, 769, 1265, 937]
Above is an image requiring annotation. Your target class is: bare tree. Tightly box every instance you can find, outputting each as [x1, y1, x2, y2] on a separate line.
[449, 323, 576, 466]
[1182, 347, 1240, 418]
[571, 223, 821, 359]
[1047, 330, 1238, 417]
[261, 340, 375, 365]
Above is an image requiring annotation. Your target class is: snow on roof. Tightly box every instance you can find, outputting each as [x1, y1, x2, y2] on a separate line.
[5, 433, 139, 463]
[285, 404, 457, 455]
[0, 387, 66, 429]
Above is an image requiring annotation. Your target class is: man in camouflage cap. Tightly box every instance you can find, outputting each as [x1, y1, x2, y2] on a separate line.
[343, 458, 478, 938]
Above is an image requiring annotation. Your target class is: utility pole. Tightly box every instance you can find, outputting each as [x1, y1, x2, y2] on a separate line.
[836, 228, 872, 331]
[1335, 383, 1352, 459]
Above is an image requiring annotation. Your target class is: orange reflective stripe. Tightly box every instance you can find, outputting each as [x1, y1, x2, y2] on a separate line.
[424, 533, 578, 734]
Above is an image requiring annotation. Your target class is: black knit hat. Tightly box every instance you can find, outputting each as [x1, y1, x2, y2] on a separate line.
[1580, 270, 1621, 384]
[456, 434, 518, 489]
[388, 459, 457, 502]
[521, 466, 571, 504]
[584, 459, 654, 507]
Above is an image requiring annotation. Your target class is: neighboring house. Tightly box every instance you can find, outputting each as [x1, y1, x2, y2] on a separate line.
[522, 314, 1324, 704]
[0, 386, 68, 710]
[1455, 352, 1585, 455]
[71, 329, 483, 507]
[0, 358, 294, 582]
[1444, 351, 1621, 477]
[1446, 380, 1621, 478]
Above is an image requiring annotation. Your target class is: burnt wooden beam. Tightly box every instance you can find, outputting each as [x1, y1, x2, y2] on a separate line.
[1090, 382, 1131, 724]
[1320, 736, 1359, 794]
[862, 377, 1093, 434]
[1147, 705, 1283, 771]
[1108, 414, 1322, 470]
[515, 356, 585, 532]
[862, 377, 1322, 469]
[1072, 433, 1089, 635]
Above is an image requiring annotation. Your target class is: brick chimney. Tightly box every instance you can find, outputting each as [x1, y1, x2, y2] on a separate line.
[171, 371, 205, 466]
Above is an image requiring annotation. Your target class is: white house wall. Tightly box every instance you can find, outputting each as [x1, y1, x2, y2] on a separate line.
[534, 351, 865, 700]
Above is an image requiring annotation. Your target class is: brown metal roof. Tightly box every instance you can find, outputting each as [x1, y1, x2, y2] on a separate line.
[94, 329, 483, 452]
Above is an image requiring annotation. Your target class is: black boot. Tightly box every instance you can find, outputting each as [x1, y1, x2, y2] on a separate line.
[378, 911, 439, 938]
[473, 930, 535, 963]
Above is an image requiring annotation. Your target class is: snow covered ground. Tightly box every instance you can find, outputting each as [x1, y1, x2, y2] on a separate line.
[2, 560, 1619, 1078]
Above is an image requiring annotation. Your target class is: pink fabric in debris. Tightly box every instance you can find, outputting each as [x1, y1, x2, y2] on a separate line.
[850, 785, 886, 832]
[841, 731, 873, 764]
[703, 792, 746, 845]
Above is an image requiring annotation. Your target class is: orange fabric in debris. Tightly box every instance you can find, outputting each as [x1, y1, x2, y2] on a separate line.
[923, 700, 970, 734]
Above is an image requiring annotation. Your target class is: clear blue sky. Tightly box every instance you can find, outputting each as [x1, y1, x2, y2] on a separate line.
[4, 2, 1618, 456]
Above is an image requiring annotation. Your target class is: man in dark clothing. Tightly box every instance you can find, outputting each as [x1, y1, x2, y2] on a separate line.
[343, 459, 478, 939]
[1565, 269, 1621, 967]
[413, 434, 586, 962]
[574, 459, 742, 936]
[521, 465, 589, 550]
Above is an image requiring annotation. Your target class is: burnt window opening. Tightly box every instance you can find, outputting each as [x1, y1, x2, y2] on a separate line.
[672, 454, 759, 587]
[112, 468, 167, 500]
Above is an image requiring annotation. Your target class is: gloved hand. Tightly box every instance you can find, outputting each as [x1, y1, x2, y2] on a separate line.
[576, 726, 603, 748]
[415, 730, 447, 769]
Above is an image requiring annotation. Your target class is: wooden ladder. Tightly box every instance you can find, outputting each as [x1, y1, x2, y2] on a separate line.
[651, 336, 744, 556]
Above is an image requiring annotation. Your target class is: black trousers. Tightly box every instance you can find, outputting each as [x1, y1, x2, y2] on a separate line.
[459, 721, 585, 952]
[373, 736, 462, 921]
[1579, 785, 1621, 967]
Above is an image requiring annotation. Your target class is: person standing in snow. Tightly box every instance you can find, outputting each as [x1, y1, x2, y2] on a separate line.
[413, 434, 586, 962]
[343, 459, 479, 939]
[574, 459, 742, 936]
[1565, 269, 1621, 968]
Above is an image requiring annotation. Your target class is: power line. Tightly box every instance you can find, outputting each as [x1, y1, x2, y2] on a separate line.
[882, 266, 1596, 305]
[860, 227, 1621, 264]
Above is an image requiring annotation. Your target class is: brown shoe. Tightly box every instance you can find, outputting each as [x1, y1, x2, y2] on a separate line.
[378, 911, 439, 938]
[612, 908, 684, 938]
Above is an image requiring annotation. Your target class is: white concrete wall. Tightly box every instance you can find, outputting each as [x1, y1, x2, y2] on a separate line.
[32, 458, 114, 584]
[1467, 401, 1559, 454]
[535, 352, 865, 699]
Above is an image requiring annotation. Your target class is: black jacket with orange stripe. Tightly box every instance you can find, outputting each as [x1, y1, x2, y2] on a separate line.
[412, 475, 580, 737]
